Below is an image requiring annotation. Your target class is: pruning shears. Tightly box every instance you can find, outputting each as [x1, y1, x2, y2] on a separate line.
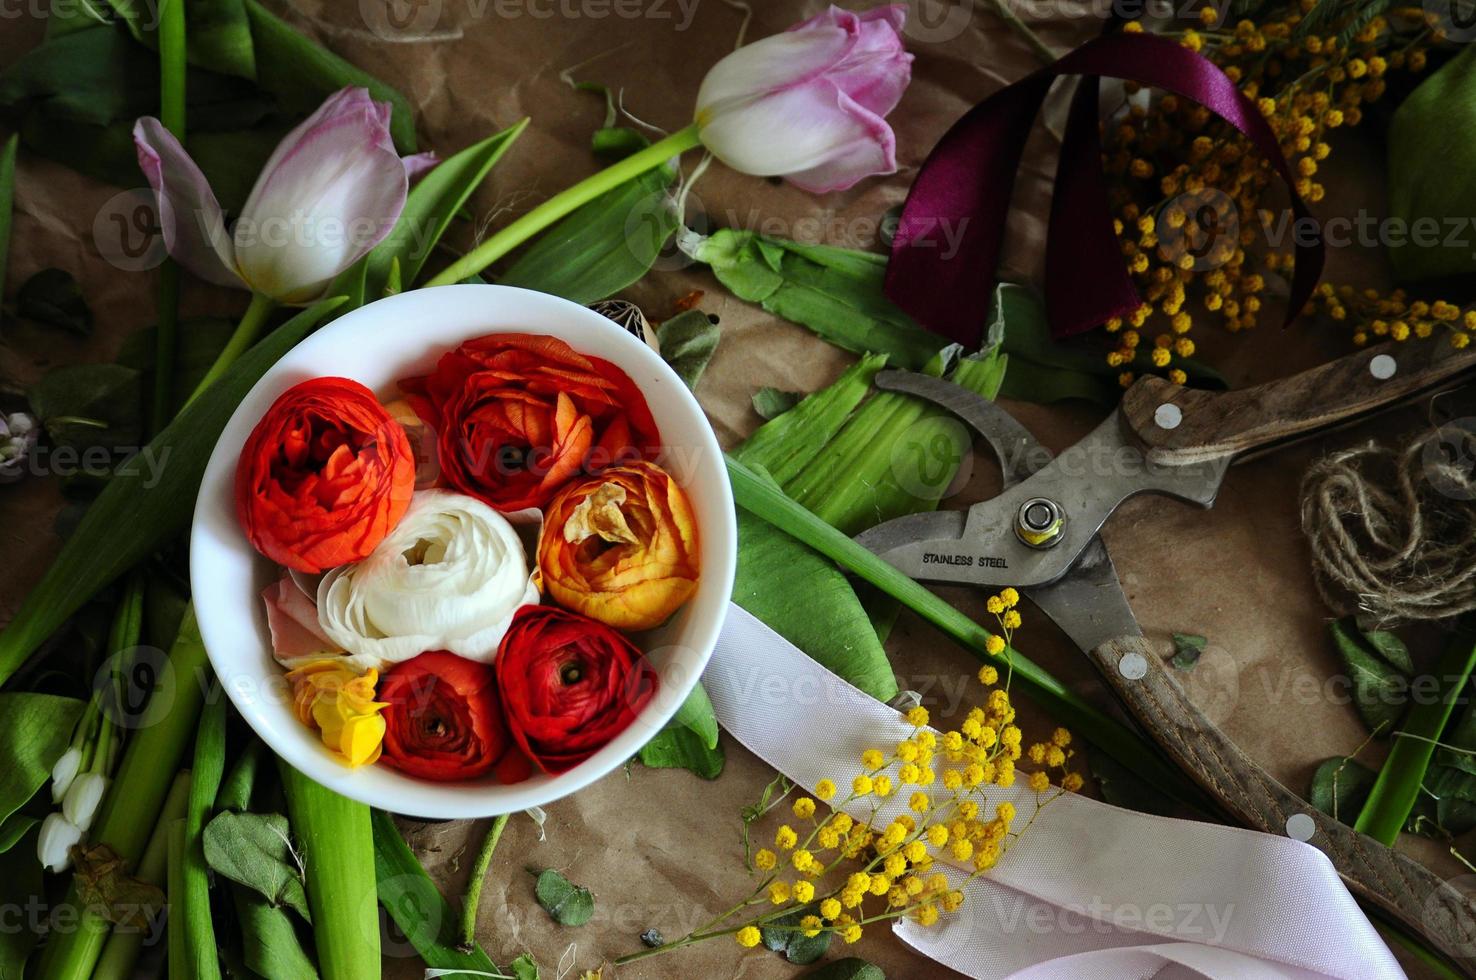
[855, 338, 1476, 967]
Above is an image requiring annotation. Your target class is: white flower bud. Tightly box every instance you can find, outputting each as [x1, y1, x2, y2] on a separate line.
[62, 772, 108, 831]
[50, 746, 83, 803]
[37, 813, 83, 873]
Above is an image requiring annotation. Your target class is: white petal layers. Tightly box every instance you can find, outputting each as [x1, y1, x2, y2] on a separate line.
[317, 489, 538, 668]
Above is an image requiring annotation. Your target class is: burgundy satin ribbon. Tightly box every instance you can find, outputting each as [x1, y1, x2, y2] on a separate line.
[885, 31, 1324, 346]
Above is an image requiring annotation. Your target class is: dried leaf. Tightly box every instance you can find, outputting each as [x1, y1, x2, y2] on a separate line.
[72, 842, 167, 929]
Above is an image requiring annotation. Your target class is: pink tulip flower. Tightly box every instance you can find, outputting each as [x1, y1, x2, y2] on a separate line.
[694, 5, 913, 194]
[134, 88, 431, 304]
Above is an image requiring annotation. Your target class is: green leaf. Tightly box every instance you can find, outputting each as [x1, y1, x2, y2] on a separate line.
[337, 121, 528, 305]
[0, 134, 16, 298]
[499, 164, 678, 304]
[1171, 634, 1207, 671]
[1329, 617, 1409, 735]
[117, 318, 235, 418]
[0, 813, 38, 853]
[693, 230, 942, 369]
[17, 268, 93, 335]
[0, 296, 345, 688]
[671, 681, 719, 750]
[760, 907, 831, 965]
[244, 0, 417, 153]
[802, 958, 886, 980]
[658, 310, 720, 390]
[105, 0, 256, 79]
[637, 726, 725, 780]
[27, 363, 143, 451]
[371, 809, 502, 975]
[752, 387, 802, 421]
[232, 888, 319, 980]
[1363, 628, 1413, 675]
[203, 811, 311, 919]
[1388, 44, 1476, 283]
[0, 825, 45, 979]
[532, 868, 595, 927]
[510, 952, 540, 979]
[0, 693, 84, 828]
[734, 510, 898, 702]
[1309, 756, 1377, 825]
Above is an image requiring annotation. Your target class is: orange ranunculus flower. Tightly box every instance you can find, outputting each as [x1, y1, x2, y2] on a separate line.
[537, 460, 699, 631]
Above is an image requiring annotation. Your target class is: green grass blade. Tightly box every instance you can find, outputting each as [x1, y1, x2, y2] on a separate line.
[0, 297, 345, 687]
[182, 697, 225, 979]
[0, 134, 16, 301]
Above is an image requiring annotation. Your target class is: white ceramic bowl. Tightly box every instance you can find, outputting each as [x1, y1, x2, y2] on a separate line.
[191, 284, 736, 818]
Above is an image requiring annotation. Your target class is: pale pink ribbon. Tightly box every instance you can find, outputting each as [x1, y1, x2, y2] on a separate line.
[705, 603, 1406, 980]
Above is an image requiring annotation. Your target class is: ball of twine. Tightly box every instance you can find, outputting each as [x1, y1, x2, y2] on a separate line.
[1299, 424, 1476, 624]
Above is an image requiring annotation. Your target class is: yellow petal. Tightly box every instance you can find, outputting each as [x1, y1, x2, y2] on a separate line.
[563, 482, 641, 547]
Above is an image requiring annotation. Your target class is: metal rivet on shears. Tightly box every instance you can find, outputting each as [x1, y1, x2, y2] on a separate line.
[1154, 403, 1183, 430]
[1118, 652, 1148, 680]
[1015, 497, 1064, 549]
[1285, 813, 1317, 842]
[1369, 354, 1396, 380]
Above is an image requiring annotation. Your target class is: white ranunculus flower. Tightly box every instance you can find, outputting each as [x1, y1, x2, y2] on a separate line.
[317, 489, 539, 668]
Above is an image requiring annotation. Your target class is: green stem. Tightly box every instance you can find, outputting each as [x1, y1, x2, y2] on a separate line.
[425, 123, 703, 287]
[459, 813, 510, 949]
[982, 0, 1056, 65]
[181, 696, 225, 980]
[1355, 623, 1476, 845]
[167, 820, 190, 980]
[725, 453, 1207, 809]
[94, 771, 190, 980]
[35, 607, 211, 980]
[186, 292, 276, 405]
[150, 0, 186, 433]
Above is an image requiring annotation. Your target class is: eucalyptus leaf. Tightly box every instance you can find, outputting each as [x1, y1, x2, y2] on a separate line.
[202, 811, 311, 920]
[27, 363, 143, 451]
[658, 310, 719, 390]
[0, 296, 345, 688]
[0, 693, 84, 828]
[499, 164, 677, 304]
[1171, 634, 1207, 671]
[1309, 756, 1377, 825]
[232, 888, 319, 980]
[1329, 617, 1409, 735]
[17, 268, 92, 335]
[802, 958, 886, 980]
[637, 726, 725, 780]
[510, 952, 539, 979]
[532, 868, 594, 927]
[1363, 628, 1413, 675]
[109, 0, 257, 79]
[671, 681, 718, 750]
[760, 907, 831, 965]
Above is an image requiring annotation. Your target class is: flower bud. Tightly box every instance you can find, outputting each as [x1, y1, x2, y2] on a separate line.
[50, 746, 82, 803]
[62, 772, 107, 831]
[38, 813, 83, 872]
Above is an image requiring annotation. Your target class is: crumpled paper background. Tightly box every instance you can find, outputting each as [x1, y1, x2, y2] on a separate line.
[0, 1, 1458, 976]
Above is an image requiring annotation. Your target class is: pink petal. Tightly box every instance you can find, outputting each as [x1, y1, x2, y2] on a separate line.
[132, 118, 241, 288]
[828, 7, 913, 118]
[262, 576, 342, 661]
[402, 151, 439, 180]
[696, 16, 856, 119]
[234, 87, 408, 303]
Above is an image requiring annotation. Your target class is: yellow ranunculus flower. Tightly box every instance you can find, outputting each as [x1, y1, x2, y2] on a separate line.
[537, 460, 700, 631]
[286, 659, 388, 767]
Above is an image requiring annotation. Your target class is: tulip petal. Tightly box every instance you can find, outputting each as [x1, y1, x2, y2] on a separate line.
[402, 151, 439, 180]
[132, 117, 240, 287]
[700, 81, 897, 193]
[826, 6, 913, 118]
[234, 88, 407, 304]
[695, 19, 856, 119]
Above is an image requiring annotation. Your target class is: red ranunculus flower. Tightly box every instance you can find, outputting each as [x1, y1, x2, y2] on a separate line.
[235, 377, 414, 573]
[495, 605, 658, 773]
[378, 651, 515, 781]
[400, 334, 659, 512]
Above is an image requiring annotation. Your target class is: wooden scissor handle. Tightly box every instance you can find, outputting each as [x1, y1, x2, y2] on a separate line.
[1120, 340, 1476, 466]
[1088, 633, 1476, 972]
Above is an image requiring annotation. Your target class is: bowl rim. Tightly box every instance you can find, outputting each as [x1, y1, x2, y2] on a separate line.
[189, 284, 736, 818]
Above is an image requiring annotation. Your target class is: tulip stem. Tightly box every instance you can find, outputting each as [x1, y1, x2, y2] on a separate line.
[425, 123, 704, 287]
[187, 292, 276, 407]
[458, 813, 510, 951]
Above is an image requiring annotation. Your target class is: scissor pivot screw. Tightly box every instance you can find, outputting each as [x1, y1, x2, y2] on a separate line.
[1015, 497, 1064, 548]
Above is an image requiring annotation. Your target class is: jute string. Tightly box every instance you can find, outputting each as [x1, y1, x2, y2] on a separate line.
[1300, 425, 1476, 624]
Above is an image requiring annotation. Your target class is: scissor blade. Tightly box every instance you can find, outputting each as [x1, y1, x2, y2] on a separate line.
[1024, 538, 1143, 653]
[856, 509, 1018, 590]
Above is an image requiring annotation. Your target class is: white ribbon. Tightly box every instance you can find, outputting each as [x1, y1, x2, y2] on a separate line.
[706, 603, 1406, 980]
